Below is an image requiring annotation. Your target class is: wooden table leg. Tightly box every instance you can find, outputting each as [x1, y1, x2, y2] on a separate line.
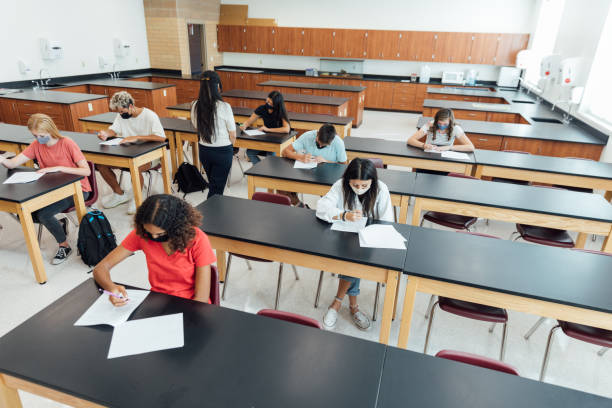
[379, 270, 399, 345]
[399, 195, 410, 224]
[216, 249, 227, 282]
[166, 131, 178, 177]
[411, 197, 422, 226]
[72, 182, 86, 222]
[575, 232, 588, 249]
[392, 273, 402, 320]
[129, 160, 143, 207]
[605, 191, 612, 203]
[16, 207, 47, 284]
[160, 147, 172, 194]
[472, 165, 484, 178]
[602, 226, 612, 253]
[0, 375, 22, 408]
[397, 277, 418, 349]
[176, 134, 186, 166]
[464, 165, 473, 176]
[247, 176, 255, 199]
[191, 141, 200, 171]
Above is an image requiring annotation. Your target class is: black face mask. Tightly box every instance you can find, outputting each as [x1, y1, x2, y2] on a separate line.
[145, 231, 169, 242]
[120, 112, 132, 119]
[266, 103, 274, 110]
[315, 141, 325, 149]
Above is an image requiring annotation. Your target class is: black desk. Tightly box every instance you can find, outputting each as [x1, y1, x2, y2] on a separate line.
[411, 173, 612, 251]
[377, 346, 611, 408]
[245, 156, 416, 222]
[397, 227, 612, 348]
[197, 195, 409, 344]
[344, 136, 475, 174]
[0, 167, 85, 283]
[0, 279, 386, 408]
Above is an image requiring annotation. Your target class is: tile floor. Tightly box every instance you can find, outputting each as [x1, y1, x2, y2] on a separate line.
[0, 110, 610, 406]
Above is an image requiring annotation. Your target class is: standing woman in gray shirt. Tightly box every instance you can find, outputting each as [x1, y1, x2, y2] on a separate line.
[407, 108, 474, 152]
[191, 71, 236, 198]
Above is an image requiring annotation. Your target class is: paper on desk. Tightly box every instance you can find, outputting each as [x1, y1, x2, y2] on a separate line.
[74, 289, 149, 327]
[441, 151, 471, 161]
[331, 217, 367, 233]
[99, 138, 123, 146]
[107, 313, 184, 359]
[294, 160, 317, 169]
[424, 149, 442, 154]
[3, 172, 43, 184]
[244, 129, 265, 136]
[358, 224, 406, 249]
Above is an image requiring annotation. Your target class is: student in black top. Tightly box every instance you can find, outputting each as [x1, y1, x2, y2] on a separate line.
[239, 90, 291, 165]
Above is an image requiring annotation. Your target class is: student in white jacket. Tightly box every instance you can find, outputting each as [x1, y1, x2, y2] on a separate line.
[316, 158, 393, 330]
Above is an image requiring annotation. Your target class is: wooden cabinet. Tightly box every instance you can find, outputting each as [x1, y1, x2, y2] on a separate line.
[405, 31, 436, 61]
[427, 93, 478, 102]
[365, 30, 400, 60]
[49, 85, 90, 93]
[274, 27, 303, 55]
[0, 99, 19, 123]
[478, 96, 507, 104]
[217, 25, 246, 53]
[245, 26, 274, 54]
[467, 134, 503, 150]
[449, 109, 488, 121]
[217, 25, 232, 52]
[495, 33, 529, 66]
[333, 29, 367, 58]
[365, 81, 395, 110]
[470, 33, 499, 65]
[433, 32, 472, 63]
[501, 138, 602, 160]
[153, 77, 200, 104]
[303, 28, 334, 57]
[88, 85, 175, 117]
[391, 83, 417, 111]
[486, 112, 520, 123]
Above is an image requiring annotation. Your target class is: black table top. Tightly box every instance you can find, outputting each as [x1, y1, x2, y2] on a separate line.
[0, 89, 107, 104]
[0, 279, 386, 408]
[222, 89, 350, 106]
[198, 195, 409, 271]
[0, 166, 83, 203]
[404, 227, 612, 314]
[245, 156, 416, 196]
[85, 79, 175, 90]
[474, 149, 612, 179]
[236, 125, 297, 144]
[413, 172, 612, 223]
[426, 86, 506, 99]
[259, 80, 366, 92]
[344, 136, 476, 164]
[377, 346, 611, 408]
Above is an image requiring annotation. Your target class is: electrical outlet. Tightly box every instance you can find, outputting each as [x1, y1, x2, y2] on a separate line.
[258, 58, 263, 65]
[87, 103, 93, 112]
[163, 89, 167, 97]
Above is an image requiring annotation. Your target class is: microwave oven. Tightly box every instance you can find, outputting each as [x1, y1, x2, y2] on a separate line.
[441, 71, 465, 85]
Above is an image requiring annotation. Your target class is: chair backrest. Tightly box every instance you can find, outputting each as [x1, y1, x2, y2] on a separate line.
[456, 231, 500, 240]
[257, 309, 322, 329]
[210, 265, 220, 305]
[435, 350, 519, 376]
[63, 161, 99, 213]
[571, 248, 612, 257]
[367, 157, 384, 169]
[502, 150, 530, 154]
[447, 172, 478, 180]
[252, 192, 292, 206]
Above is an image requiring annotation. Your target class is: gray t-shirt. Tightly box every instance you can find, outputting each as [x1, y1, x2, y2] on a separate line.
[420, 121, 465, 146]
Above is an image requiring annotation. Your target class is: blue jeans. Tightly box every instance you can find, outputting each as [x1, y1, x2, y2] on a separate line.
[32, 191, 91, 244]
[339, 275, 360, 296]
[246, 150, 275, 165]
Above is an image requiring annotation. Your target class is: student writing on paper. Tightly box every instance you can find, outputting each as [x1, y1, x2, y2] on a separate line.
[407, 108, 474, 153]
[281, 124, 348, 206]
[239, 90, 291, 165]
[0, 114, 91, 265]
[96, 91, 167, 215]
[93, 194, 216, 306]
[316, 158, 393, 331]
[190, 71, 236, 198]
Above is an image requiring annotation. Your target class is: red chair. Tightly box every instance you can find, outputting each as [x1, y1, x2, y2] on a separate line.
[511, 185, 574, 248]
[257, 309, 322, 329]
[435, 350, 519, 376]
[425, 232, 509, 360]
[209, 265, 220, 306]
[492, 150, 531, 186]
[420, 173, 478, 231]
[366, 157, 385, 169]
[222, 192, 299, 309]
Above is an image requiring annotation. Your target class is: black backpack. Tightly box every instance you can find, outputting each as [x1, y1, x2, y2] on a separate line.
[77, 210, 118, 267]
[173, 162, 208, 197]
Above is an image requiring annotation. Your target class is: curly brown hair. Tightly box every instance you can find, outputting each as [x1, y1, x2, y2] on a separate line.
[134, 194, 203, 253]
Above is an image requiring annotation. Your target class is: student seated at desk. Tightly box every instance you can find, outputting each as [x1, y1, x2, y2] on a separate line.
[0, 114, 91, 265]
[93, 194, 216, 305]
[407, 108, 474, 152]
[239, 90, 291, 165]
[316, 158, 393, 330]
[281, 123, 348, 206]
[96, 91, 166, 214]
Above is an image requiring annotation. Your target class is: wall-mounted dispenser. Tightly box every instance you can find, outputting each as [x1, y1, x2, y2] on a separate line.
[40, 39, 64, 60]
[114, 39, 131, 57]
[17, 60, 31, 75]
[98, 56, 109, 69]
[540, 54, 562, 81]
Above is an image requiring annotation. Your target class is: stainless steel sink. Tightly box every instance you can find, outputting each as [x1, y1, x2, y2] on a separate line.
[39, 84, 67, 89]
[530, 117, 563, 124]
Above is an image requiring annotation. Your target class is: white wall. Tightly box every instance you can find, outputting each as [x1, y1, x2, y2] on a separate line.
[0, 0, 150, 83]
[220, 0, 538, 80]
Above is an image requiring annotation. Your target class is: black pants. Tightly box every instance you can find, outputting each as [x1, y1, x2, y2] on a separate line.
[198, 144, 233, 198]
[32, 191, 91, 244]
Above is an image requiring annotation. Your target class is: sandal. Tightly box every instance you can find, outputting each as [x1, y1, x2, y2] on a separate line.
[323, 307, 338, 329]
[350, 305, 371, 331]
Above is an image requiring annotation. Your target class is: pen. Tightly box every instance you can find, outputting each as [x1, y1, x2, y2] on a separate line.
[98, 288, 128, 301]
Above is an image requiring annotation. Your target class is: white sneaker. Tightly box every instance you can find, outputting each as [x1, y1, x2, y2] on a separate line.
[323, 307, 338, 330]
[103, 192, 129, 209]
[127, 199, 137, 215]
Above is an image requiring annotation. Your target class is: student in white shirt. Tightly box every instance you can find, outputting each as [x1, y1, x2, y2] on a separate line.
[191, 71, 236, 198]
[316, 158, 393, 331]
[97, 91, 166, 214]
[407, 108, 474, 152]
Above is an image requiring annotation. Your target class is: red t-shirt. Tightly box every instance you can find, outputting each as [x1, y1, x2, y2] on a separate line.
[21, 138, 91, 192]
[121, 228, 216, 300]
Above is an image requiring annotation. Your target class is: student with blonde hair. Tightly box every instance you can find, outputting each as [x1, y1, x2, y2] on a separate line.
[96, 91, 166, 214]
[0, 114, 91, 264]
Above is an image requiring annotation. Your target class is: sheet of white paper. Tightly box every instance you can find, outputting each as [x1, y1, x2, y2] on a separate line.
[74, 289, 149, 327]
[244, 129, 265, 136]
[293, 160, 317, 169]
[3, 172, 43, 184]
[107, 313, 184, 359]
[331, 217, 367, 233]
[358, 233, 406, 249]
[424, 149, 442, 154]
[99, 138, 123, 146]
[358, 225, 406, 249]
[441, 151, 471, 161]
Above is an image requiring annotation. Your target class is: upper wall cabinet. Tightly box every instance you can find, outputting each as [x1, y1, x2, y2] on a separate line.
[217, 25, 530, 66]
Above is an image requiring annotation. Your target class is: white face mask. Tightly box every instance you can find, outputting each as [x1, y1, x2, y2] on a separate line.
[350, 184, 370, 196]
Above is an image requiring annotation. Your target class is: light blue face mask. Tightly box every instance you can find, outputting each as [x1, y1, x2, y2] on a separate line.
[36, 135, 51, 144]
[437, 123, 449, 131]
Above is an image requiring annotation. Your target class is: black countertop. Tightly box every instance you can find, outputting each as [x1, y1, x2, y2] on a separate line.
[83, 79, 175, 90]
[259, 80, 366, 92]
[223, 89, 349, 106]
[0, 89, 107, 104]
[0, 166, 84, 203]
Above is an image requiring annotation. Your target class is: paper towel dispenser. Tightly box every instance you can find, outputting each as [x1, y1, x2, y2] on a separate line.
[40, 39, 64, 60]
[114, 39, 131, 57]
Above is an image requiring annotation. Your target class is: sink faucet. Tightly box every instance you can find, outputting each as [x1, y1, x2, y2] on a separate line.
[40, 68, 50, 84]
[110, 63, 120, 80]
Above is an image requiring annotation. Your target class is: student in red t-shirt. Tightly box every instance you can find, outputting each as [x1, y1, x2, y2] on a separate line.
[93, 194, 216, 305]
[0, 113, 92, 265]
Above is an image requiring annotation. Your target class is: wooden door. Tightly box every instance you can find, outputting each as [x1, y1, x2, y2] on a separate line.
[333, 29, 367, 59]
[495, 33, 529, 66]
[0, 99, 19, 124]
[246, 26, 273, 54]
[468, 134, 503, 150]
[432, 32, 472, 63]
[366, 30, 400, 60]
[304, 28, 334, 57]
[486, 112, 520, 123]
[217, 25, 231, 52]
[470, 33, 498, 65]
[273, 27, 303, 55]
[410, 31, 436, 61]
[226, 25, 246, 52]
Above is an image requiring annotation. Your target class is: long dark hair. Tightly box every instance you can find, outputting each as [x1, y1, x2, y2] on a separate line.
[194, 70, 224, 144]
[267, 90, 290, 128]
[430, 108, 455, 139]
[342, 158, 380, 219]
[134, 194, 203, 253]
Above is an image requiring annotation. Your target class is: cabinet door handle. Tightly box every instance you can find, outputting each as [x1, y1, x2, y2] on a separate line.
[478, 138, 488, 142]
[468, 113, 477, 116]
